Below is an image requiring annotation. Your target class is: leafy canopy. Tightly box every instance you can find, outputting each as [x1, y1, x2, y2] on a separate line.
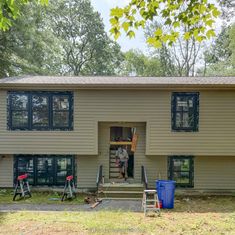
[110, 0, 221, 47]
[0, 0, 48, 31]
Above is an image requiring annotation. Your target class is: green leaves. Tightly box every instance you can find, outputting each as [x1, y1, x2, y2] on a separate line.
[110, 0, 221, 48]
[110, 7, 124, 18]
[184, 32, 191, 40]
[206, 29, 216, 39]
[0, 0, 49, 31]
[154, 28, 162, 37]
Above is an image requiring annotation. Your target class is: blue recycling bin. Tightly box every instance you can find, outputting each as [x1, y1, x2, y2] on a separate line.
[156, 180, 176, 209]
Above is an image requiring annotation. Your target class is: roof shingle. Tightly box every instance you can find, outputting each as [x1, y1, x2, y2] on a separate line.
[1, 76, 235, 88]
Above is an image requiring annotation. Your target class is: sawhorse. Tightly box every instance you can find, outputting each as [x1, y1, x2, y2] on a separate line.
[61, 175, 76, 201]
[13, 174, 32, 201]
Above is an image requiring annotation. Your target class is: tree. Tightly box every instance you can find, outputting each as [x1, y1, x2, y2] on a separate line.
[0, 2, 61, 78]
[110, 0, 221, 47]
[0, 0, 124, 78]
[121, 49, 163, 76]
[48, 0, 124, 76]
[0, 0, 48, 31]
[198, 24, 235, 76]
[145, 21, 202, 76]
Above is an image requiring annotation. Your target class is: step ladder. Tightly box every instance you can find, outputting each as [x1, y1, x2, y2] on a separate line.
[61, 175, 76, 201]
[142, 189, 161, 216]
[13, 174, 32, 201]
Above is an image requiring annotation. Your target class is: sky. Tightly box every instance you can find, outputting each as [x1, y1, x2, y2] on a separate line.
[90, 0, 226, 53]
[90, 0, 147, 52]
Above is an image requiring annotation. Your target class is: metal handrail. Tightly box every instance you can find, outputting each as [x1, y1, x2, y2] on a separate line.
[141, 165, 148, 189]
[96, 165, 103, 189]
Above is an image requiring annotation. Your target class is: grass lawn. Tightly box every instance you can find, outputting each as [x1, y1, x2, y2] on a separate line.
[0, 195, 235, 234]
[0, 189, 85, 204]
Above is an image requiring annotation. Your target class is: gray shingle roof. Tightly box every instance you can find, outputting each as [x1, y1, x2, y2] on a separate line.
[1, 76, 235, 88]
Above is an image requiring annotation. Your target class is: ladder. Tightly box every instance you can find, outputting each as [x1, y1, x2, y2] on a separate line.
[61, 175, 76, 201]
[142, 189, 161, 216]
[13, 174, 32, 201]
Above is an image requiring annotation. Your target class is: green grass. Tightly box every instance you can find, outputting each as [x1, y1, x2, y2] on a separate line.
[0, 196, 235, 234]
[0, 189, 84, 204]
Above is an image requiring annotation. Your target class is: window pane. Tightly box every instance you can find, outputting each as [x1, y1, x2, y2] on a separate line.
[12, 111, 28, 127]
[37, 157, 54, 185]
[53, 112, 69, 127]
[173, 172, 190, 184]
[53, 96, 69, 110]
[56, 157, 73, 184]
[175, 113, 182, 128]
[32, 95, 49, 127]
[176, 96, 194, 112]
[173, 159, 190, 171]
[11, 94, 28, 110]
[17, 157, 34, 184]
[176, 97, 188, 111]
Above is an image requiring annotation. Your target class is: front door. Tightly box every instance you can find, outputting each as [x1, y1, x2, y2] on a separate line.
[109, 126, 134, 180]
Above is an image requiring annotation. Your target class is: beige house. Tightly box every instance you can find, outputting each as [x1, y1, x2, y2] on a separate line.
[0, 76, 235, 193]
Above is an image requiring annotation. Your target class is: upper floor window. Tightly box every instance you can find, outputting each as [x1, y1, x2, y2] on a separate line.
[8, 91, 73, 130]
[172, 92, 199, 132]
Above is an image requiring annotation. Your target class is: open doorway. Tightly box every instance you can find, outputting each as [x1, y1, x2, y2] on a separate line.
[109, 126, 135, 180]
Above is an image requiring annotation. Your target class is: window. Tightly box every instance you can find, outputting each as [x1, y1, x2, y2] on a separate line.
[32, 95, 49, 128]
[168, 156, 194, 187]
[172, 92, 199, 131]
[8, 92, 73, 130]
[53, 95, 70, 128]
[14, 155, 75, 186]
[10, 94, 29, 129]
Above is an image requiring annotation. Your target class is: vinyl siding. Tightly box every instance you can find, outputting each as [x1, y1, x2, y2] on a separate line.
[76, 156, 98, 189]
[1, 89, 235, 156]
[194, 156, 235, 190]
[0, 155, 13, 187]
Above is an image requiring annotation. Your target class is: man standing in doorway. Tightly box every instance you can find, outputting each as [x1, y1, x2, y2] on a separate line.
[115, 146, 129, 180]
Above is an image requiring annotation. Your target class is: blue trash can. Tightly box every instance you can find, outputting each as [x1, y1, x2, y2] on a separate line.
[156, 180, 176, 209]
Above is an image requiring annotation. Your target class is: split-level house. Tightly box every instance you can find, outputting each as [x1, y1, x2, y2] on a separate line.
[0, 76, 235, 194]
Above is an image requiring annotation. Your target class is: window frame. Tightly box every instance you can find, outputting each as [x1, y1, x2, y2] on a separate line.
[168, 155, 194, 188]
[171, 92, 199, 132]
[8, 91, 73, 131]
[14, 155, 75, 186]
[9, 92, 30, 130]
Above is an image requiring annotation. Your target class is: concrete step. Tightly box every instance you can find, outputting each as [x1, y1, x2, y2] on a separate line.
[99, 186, 144, 192]
[99, 183, 144, 192]
[98, 190, 143, 199]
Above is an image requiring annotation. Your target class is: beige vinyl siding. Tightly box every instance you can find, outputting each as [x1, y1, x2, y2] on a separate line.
[0, 155, 13, 187]
[1, 89, 235, 156]
[76, 156, 98, 189]
[194, 156, 235, 190]
[0, 90, 96, 155]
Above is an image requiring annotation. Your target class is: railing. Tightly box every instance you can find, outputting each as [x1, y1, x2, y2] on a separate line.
[96, 165, 103, 190]
[141, 165, 148, 189]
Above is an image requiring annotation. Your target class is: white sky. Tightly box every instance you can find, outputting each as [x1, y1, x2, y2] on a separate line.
[90, 0, 147, 52]
[90, 0, 226, 53]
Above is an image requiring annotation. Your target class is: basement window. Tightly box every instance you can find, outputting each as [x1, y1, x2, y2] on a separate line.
[168, 156, 194, 187]
[14, 155, 75, 186]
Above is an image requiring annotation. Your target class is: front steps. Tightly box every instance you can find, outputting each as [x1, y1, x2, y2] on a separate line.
[98, 183, 144, 199]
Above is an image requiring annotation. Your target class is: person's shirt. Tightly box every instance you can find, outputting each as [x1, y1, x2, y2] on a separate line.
[115, 148, 129, 161]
